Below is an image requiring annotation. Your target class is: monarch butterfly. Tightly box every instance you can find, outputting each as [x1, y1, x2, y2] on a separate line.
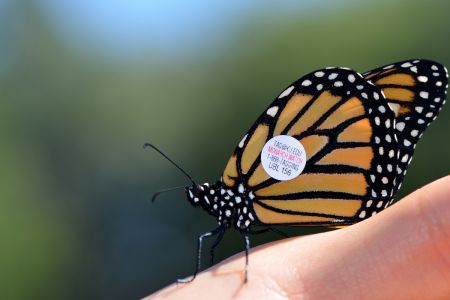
[147, 59, 448, 283]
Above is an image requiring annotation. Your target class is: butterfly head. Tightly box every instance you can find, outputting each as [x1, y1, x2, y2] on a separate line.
[186, 183, 213, 208]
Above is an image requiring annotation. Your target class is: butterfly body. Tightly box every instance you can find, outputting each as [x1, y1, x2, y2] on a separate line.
[151, 59, 448, 283]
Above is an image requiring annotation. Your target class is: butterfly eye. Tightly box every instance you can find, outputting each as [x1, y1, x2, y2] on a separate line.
[192, 185, 204, 196]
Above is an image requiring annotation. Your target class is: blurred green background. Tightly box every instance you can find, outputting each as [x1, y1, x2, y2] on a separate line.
[1, 0, 449, 299]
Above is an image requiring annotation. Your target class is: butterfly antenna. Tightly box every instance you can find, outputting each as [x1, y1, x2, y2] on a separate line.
[151, 185, 186, 202]
[143, 143, 196, 185]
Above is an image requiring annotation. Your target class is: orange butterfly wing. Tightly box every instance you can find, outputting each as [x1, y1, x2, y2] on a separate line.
[223, 68, 399, 226]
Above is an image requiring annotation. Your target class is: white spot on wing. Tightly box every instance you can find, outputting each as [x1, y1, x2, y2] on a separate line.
[374, 116, 380, 125]
[279, 86, 294, 98]
[238, 134, 248, 148]
[417, 76, 428, 83]
[396, 122, 405, 131]
[328, 73, 338, 80]
[401, 154, 409, 163]
[314, 71, 325, 77]
[387, 164, 393, 172]
[388, 150, 395, 158]
[419, 91, 429, 99]
[301, 80, 312, 86]
[267, 106, 279, 117]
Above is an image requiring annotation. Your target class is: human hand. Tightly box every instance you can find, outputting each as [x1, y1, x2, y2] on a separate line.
[146, 175, 450, 300]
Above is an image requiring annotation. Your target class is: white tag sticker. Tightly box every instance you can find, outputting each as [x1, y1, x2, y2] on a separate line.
[260, 135, 307, 181]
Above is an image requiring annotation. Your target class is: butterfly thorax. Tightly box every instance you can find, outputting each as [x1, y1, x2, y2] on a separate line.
[185, 182, 257, 230]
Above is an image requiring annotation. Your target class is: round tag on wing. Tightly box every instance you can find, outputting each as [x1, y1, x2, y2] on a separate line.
[260, 135, 307, 181]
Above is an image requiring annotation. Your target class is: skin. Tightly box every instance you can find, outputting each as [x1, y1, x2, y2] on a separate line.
[146, 175, 450, 300]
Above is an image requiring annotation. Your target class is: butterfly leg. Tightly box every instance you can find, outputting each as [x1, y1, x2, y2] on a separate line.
[177, 226, 223, 283]
[240, 232, 250, 283]
[267, 227, 290, 238]
[248, 228, 270, 234]
[248, 227, 289, 238]
[209, 228, 226, 267]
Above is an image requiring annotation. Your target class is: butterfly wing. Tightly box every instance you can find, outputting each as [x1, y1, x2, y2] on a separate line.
[363, 59, 448, 203]
[222, 68, 399, 226]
